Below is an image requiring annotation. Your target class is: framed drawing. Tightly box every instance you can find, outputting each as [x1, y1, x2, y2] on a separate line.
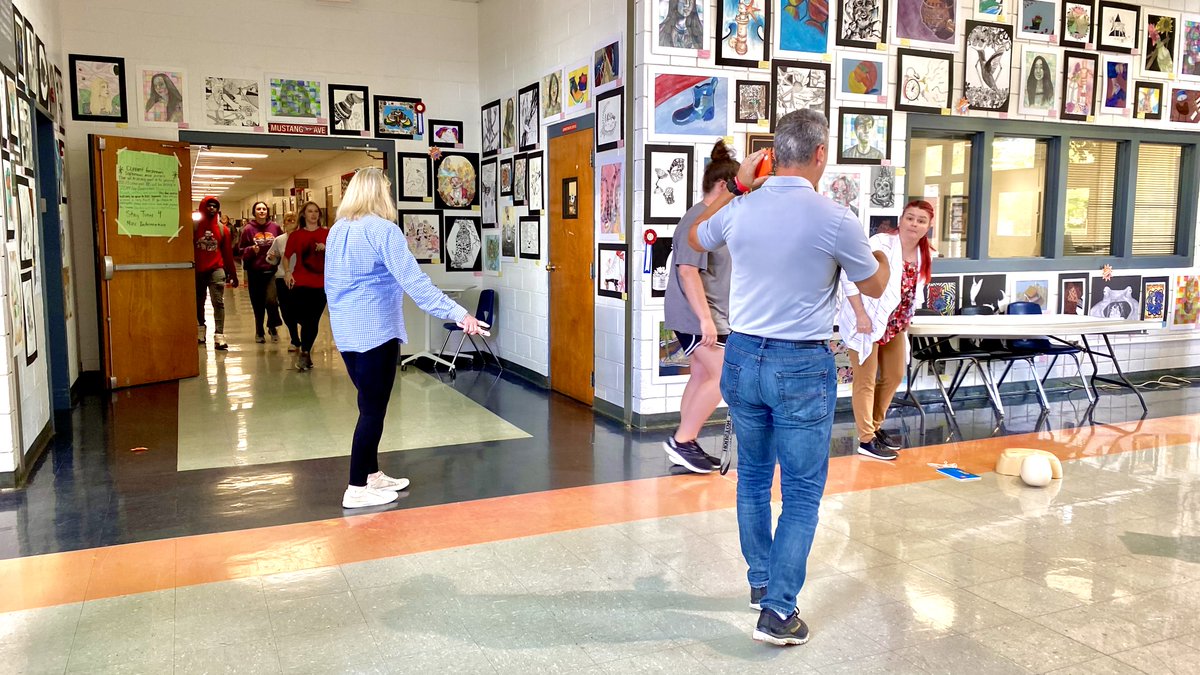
[926, 276, 960, 316]
[894, 48, 954, 113]
[715, 0, 770, 68]
[1142, 276, 1168, 322]
[513, 153, 528, 207]
[518, 215, 541, 261]
[1100, 54, 1132, 114]
[518, 81, 540, 151]
[526, 152, 544, 215]
[650, 67, 730, 141]
[266, 75, 323, 126]
[428, 119, 463, 148]
[1142, 10, 1180, 80]
[432, 151, 479, 210]
[562, 177, 579, 220]
[564, 59, 590, 116]
[35, 38, 48, 109]
[644, 144, 694, 225]
[597, 159, 624, 241]
[481, 98, 501, 158]
[770, 59, 829, 130]
[1095, 1, 1138, 54]
[1058, 273, 1089, 315]
[944, 195, 969, 238]
[1061, 1, 1095, 49]
[595, 87, 623, 152]
[1089, 274, 1141, 319]
[894, 0, 957, 52]
[483, 232, 502, 277]
[835, 54, 887, 103]
[746, 132, 774, 153]
[22, 17, 33, 92]
[12, 8, 25, 85]
[138, 67, 186, 126]
[836, 108, 890, 165]
[1018, 1, 1060, 42]
[653, 0, 709, 57]
[69, 54, 127, 122]
[1061, 50, 1099, 120]
[328, 84, 369, 136]
[594, 35, 622, 95]
[1134, 80, 1164, 119]
[1011, 278, 1051, 311]
[818, 166, 867, 217]
[597, 243, 626, 299]
[773, 0, 830, 57]
[1181, 14, 1200, 82]
[1170, 87, 1200, 124]
[481, 160, 499, 227]
[734, 79, 769, 123]
[869, 165, 896, 209]
[837, 0, 887, 50]
[501, 95, 517, 151]
[400, 209, 442, 264]
[373, 95, 421, 139]
[501, 206, 518, 260]
[442, 215, 482, 273]
[204, 76, 259, 128]
[1019, 46, 1060, 117]
[397, 152, 432, 203]
[963, 21, 1014, 112]
[499, 157, 514, 197]
[962, 274, 1009, 312]
[541, 67, 563, 121]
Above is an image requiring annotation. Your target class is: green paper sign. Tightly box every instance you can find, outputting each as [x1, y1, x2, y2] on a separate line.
[116, 149, 180, 237]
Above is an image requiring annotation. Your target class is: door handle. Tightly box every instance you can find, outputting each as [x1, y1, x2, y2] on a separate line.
[104, 258, 194, 280]
[103, 256, 114, 280]
[545, 264, 559, 271]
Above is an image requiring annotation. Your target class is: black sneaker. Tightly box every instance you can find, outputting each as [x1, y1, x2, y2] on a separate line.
[857, 440, 898, 461]
[749, 586, 766, 611]
[663, 437, 714, 474]
[753, 608, 810, 646]
[874, 428, 902, 451]
[256, 335, 266, 344]
[684, 440, 721, 469]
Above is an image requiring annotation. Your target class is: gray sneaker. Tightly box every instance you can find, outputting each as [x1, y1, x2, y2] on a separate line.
[753, 608, 810, 646]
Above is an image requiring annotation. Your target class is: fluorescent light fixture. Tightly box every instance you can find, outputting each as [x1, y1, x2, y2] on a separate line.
[194, 165, 252, 172]
[193, 174, 242, 180]
[192, 179, 236, 184]
[199, 151, 269, 159]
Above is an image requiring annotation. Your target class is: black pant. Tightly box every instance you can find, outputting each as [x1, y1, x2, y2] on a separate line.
[341, 339, 400, 486]
[290, 285, 327, 352]
[247, 270, 282, 336]
[275, 278, 299, 347]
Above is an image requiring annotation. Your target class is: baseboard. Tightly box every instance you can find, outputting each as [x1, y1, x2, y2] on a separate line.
[592, 397, 624, 423]
[0, 422, 54, 489]
[496, 357, 550, 389]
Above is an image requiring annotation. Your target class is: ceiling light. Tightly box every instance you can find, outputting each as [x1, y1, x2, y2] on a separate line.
[199, 151, 269, 159]
[193, 174, 242, 180]
[194, 165, 252, 172]
[192, 179, 236, 184]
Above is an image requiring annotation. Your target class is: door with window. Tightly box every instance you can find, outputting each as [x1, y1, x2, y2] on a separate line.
[547, 128, 595, 404]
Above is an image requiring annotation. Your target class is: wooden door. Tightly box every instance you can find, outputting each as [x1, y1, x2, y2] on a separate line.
[548, 128, 595, 404]
[90, 135, 198, 388]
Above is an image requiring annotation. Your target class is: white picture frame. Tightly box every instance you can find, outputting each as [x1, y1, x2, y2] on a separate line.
[135, 66, 187, 128]
[649, 0, 712, 58]
[835, 54, 889, 104]
[646, 64, 734, 143]
[1018, 45, 1061, 117]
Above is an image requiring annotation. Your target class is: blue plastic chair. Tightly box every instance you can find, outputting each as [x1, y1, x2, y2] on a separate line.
[437, 289, 502, 373]
[1003, 301, 1094, 402]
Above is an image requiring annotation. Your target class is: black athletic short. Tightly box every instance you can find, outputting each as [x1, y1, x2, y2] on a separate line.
[674, 331, 729, 357]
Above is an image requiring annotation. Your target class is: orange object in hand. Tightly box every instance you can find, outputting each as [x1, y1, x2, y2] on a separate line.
[755, 149, 774, 179]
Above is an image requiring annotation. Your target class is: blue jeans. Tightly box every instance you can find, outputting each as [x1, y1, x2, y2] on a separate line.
[721, 332, 835, 618]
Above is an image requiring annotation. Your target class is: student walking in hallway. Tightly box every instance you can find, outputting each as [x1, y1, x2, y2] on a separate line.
[194, 196, 239, 351]
[267, 211, 300, 351]
[241, 201, 284, 343]
[285, 202, 329, 371]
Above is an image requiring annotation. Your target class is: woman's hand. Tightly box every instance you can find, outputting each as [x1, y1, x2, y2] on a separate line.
[457, 315, 489, 336]
[285, 273, 295, 289]
[699, 316, 718, 348]
[855, 313, 873, 335]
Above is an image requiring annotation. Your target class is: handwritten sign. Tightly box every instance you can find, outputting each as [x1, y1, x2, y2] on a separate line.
[115, 149, 179, 238]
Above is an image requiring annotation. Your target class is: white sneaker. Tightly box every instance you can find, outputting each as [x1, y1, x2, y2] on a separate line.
[214, 333, 228, 351]
[367, 472, 410, 492]
[342, 485, 399, 509]
[197, 326, 206, 344]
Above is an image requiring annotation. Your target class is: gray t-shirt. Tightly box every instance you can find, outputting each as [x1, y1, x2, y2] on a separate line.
[696, 176, 878, 341]
[664, 202, 732, 335]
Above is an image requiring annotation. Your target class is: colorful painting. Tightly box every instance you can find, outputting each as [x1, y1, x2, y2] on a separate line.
[499, 158, 513, 197]
[1142, 277, 1168, 322]
[652, 71, 729, 140]
[374, 95, 421, 139]
[837, 0, 887, 49]
[1170, 87, 1200, 124]
[483, 232, 501, 276]
[1019, 46, 1059, 116]
[775, 0, 830, 56]
[836, 55, 886, 103]
[895, 0, 956, 50]
[1062, 1, 1094, 48]
[204, 76, 258, 127]
[1143, 11, 1179, 77]
[895, 48, 953, 113]
[771, 60, 829, 128]
[1171, 275, 1200, 329]
[139, 69, 184, 124]
[434, 153, 479, 210]
[964, 21, 1014, 112]
[598, 160, 624, 241]
[594, 38, 621, 94]
[716, 0, 770, 68]
[541, 69, 563, 120]
[1134, 81, 1163, 119]
[1096, 1, 1137, 54]
[1061, 50, 1098, 121]
[1182, 15, 1200, 80]
[269, 77, 321, 119]
[1101, 56, 1130, 113]
[926, 277, 959, 316]
[400, 210, 441, 264]
[978, 1, 1004, 16]
[1012, 279, 1050, 311]
[837, 108, 890, 165]
[1058, 274, 1089, 315]
[1018, 1, 1059, 41]
[566, 61, 590, 115]
[429, 119, 463, 148]
[654, 0, 708, 56]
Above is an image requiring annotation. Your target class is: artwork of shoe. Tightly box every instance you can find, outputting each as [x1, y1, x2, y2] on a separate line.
[672, 77, 718, 125]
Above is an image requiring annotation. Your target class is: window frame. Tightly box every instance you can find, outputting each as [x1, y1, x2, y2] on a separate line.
[905, 115, 1199, 274]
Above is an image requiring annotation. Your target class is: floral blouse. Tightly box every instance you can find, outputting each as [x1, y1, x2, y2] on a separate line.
[878, 262, 918, 345]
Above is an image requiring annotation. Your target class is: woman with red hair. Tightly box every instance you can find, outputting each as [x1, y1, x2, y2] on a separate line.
[838, 200, 934, 460]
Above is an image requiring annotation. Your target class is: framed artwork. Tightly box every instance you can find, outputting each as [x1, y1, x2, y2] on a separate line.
[1011, 278, 1050, 311]
[894, 0, 957, 51]
[69, 54, 127, 122]
[1057, 273, 1089, 315]
[562, 177, 579, 220]
[373, 95, 421, 139]
[644, 144, 694, 225]
[328, 84, 369, 136]
[770, 60, 829, 129]
[480, 159, 498, 228]
[597, 159, 624, 241]
[501, 206, 519, 260]
[746, 132, 774, 153]
[1061, 50, 1099, 121]
[594, 36, 622, 95]
[481, 98, 501, 158]
[501, 95, 517, 152]
[526, 152, 545, 215]
[22, 272, 36, 366]
[595, 87, 623, 153]
[138, 68, 186, 126]
[267, 75, 323, 124]
[541, 68, 563, 120]
[398, 152, 433, 203]
[442, 216, 482, 273]
[483, 232, 502, 277]
[16, 93, 32, 167]
[894, 48, 954, 113]
[1142, 10, 1180, 79]
[513, 154, 528, 207]
[818, 167, 867, 217]
[597, 243, 626, 299]
[565, 59, 590, 116]
[518, 214, 541, 260]
[22, 17, 33, 91]
[836, 55, 887, 103]
[1170, 87, 1200, 124]
[925, 276, 960, 316]
[836, 108, 890, 165]
[499, 158, 514, 197]
[963, 21, 1014, 112]
[518, 81, 540, 151]
[433, 151, 480, 210]
[12, 8, 25, 84]
[35, 38, 48, 109]
[400, 210, 442, 264]
[869, 165, 896, 209]
[204, 76, 259, 128]
[961, 274, 1008, 312]
[715, 0, 770, 68]
[1061, 1, 1095, 49]
[1019, 46, 1060, 116]
[977, 1, 1004, 17]
[653, 0, 709, 56]
[774, 0, 830, 57]
[1182, 14, 1200, 82]
[1100, 54, 1132, 114]
[837, 0, 887, 50]
[1170, 275, 1200, 330]
[1142, 276, 1168, 322]
[650, 68, 730, 141]
[428, 119, 463, 148]
[653, 321, 692, 383]
[868, 213, 899, 236]
[1096, 1, 1138, 54]
[735, 79, 769, 123]
[944, 195, 969, 237]
[1134, 80, 1163, 119]
[1089, 275, 1140, 319]
[1018, 1, 1060, 42]
[52, 66, 65, 128]
[648, 236, 672, 298]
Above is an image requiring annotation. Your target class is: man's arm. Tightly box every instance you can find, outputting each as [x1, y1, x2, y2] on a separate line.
[689, 149, 771, 252]
[854, 250, 890, 298]
[688, 191, 735, 253]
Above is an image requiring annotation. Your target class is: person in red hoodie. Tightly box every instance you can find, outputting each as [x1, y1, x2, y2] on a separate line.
[284, 201, 329, 371]
[240, 201, 284, 343]
[195, 196, 238, 350]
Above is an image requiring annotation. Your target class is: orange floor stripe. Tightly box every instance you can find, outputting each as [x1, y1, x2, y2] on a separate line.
[3, 412, 1194, 613]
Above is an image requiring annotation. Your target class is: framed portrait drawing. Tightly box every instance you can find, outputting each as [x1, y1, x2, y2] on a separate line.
[1018, 46, 1060, 117]
[432, 151, 480, 210]
[373, 94, 421, 139]
[1134, 80, 1164, 119]
[1061, 1, 1095, 49]
[770, 60, 829, 130]
[1100, 54, 1132, 114]
[734, 79, 769, 123]
[1018, 1, 1060, 42]
[398, 152, 432, 203]
[746, 132, 774, 154]
[518, 81, 540, 152]
[1096, 1, 1138, 54]
[541, 67, 563, 121]
[595, 87, 623, 153]
[836, 108, 890, 165]
[835, 55, 887, 103]
[894, 0, 957, 52]
[649, 67, 730, 141]
[1170, 87, 1200, 124]
[644, 144, 694, 225]
[400, 209, 442, 264]
[1061, 50, 1099, 120]
[1182, 14, 1200, 82]
[428, 119, 463, 148]
[69, 54, 127, 123]
[818, 167, 868, 217]
[513, 154, 528, 207]
[481, 98, 501, 158]
[773, 0, 830, 58]
[204, 76, 260, 128]
[1141, 10, 1180, 80]
[837, 0, 887, 50]
[894, 48, 954, 113]
[442, 215, 482, 273]
[652, 1, 710, 56]
[499, 157, 514, 197]
[526, 152, 545, 215]
[328, 84, 369, 136]
[518, 214, 541, 261]
[596, 243, 626, 299]
[963, 21, 1014, 112]
[137, 67, 187, 127]
[715, 0, 770, 68]
[501, 94, 517, 151]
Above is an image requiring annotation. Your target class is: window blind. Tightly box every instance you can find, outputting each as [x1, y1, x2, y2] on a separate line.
[1065, 140, 1117, 256]
[1132, 144, 1181, 256]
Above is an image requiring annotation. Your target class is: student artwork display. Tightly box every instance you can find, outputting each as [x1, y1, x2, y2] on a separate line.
[836, 108, 890, 165]
[1060, 2, 1094, 50]
[1096, 1, 1137, 54]
[1142, 276, 1168, 322]
[836, 55, 886, 103]
[374, 95, 421, 139]
[7, 245, 21, 350]
[1142, 10, 1179, 78]
[595, 87, 623, 152]
[715, 0, 770, 68]
[597, 243, 627, 299]
[648, 236, 672, 298]
[518, 82, 540, 151]
[526, 152, 544, 215]
[483, 232, 502, 276]
[655, 321, 691, 381]
[69, 54, 127, 122]
[398, 152, 432, 203]
[837, 0, 887, 50]
[433, 152, 480, 210]
[565, 60, 590, 115]
[747, 133, 774, 154]
[925, 276, 959, 316]
[978, 0, 1004, 16]
[961, 274, 1007, 312]
[963, 21, 1014, 112]
[652, 71, 729, 140]
[429, 119, 463, 148]
[894, 48, 953, 113]
[442, 216, 482, 273]
[541, 68, 563, 120]
[22, 272, 36, 365]
[34, 38, 48, 109]
[1100, 55, 1131, 113]
[771, 60, 830, 128]
[513, 154, 528, 206]
[594, 37, 622, 94]
[895, 0, 957, 51]
[1089, 275, 1140, 318]
[598, 160, 624, 241]
[644, 144, 694, 225]
[480, 159, 497, 227]
[1171, 275, 1200, 329]
[501, 96, 517, 151]
[268, 76, 322, 125]
[481, 99, 501, 158]
[499, 158, 513, 197]
[1011, 278, 1050, 310]
[518, 214, 541, 260]
[1170, 87, 1200, 124]
[869, 165, 895, 208]
[138, 68, 185, 125]
[1019, 46, 1059, 116]
[735, 79, 769, 122]
[1058, 273, 1089, 315]
[1135, 81, 1164, 119]
[12, 8, 25, 85]
[17, 178, 35, 263]
[400, 210, 442, 264]
[1018, 1, 1059, 41]
[868, 214, 898, 236]
[773, 0, 830, 57]
[500, 207, 518, 260]
[328, 84, 369, 135]
[562, 178, 579, 219]
[1182, 15, 1200, 80]
[819, 167, 866, 217]
[1061, 50, 1098, 120]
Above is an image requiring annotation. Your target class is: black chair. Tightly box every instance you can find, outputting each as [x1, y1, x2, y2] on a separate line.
[437, 289, 502, 374]
[954, 305, 1049, 411]
[1001, 301, 1095, 403]
[907, 308, 1005, 416]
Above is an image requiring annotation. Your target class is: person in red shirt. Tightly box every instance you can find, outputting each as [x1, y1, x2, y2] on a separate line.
[284, 201, 328, 371]
[240, 201, 283, 343]
[194, 196, 239, 350]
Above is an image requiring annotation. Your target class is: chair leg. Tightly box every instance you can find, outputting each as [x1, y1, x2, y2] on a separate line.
[929, 360, 957, 417]
[972, 358, 1005, 417]
[1025, 358, 1050, 410]
[997, 361, 1015, 387]
[947, 361, 969, 400]
[1068, 352, 1096, 403]
[1039, 354, 1061, 386]
[438, 330, 454, 360]
[451, 333, 469, 368]
[480, 335, 502, 371]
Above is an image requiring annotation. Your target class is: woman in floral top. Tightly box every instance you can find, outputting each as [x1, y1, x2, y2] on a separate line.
[838, 201, 934, 460]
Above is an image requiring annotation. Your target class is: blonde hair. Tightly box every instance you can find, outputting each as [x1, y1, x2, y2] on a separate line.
[338, 167, 397, 223]
[281, 211, 298, 233]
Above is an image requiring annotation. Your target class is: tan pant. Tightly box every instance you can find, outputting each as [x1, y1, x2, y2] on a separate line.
[849, 332, 907, 443]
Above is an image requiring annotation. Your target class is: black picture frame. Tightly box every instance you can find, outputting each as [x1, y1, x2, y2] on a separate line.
[428, 119, 464, 148]
[52, 66, 65, 129]
[22, 17, 34, 93]
[836, 0, 889, 50]
[1133, 80, 1164, 120]
[594, 87, 623, 153]
[525, 151, 544, 216]
[432, 151, 480, 211]
[734, 79, 769, 123]
[512, 153, 528, 207]
[12, 8, 25, 85]
[518, 214, 541, 260]
[1060, 0, 1096, 49]
[643, 144, 694, 226]
[714, 1, 771, 69]
[67, 54, 128, 123]
[1057, 273, 1090, 315]
[746, 133, 774, 154]
[1141, 276, 1169, 321]
[1061, 50, 1099, 121]
[962, 20, 1014, 113]
[836, 107, 891, 165]
[373, 94, 421, 139]
[499, 157, 513, 197]
[1096, 0, 1139, 54]
[562, 177, 578, 220]
[399, 209, 443, 264]
[35, 38, 48, 110]
[397, 151, 433, 203]
[517, 81, 540, 152]
[327, 84, 370, 136]
[480, 158, 498, 227]
[770, 60, 830, 130]
[894, 48, 955, 114]
[481, 99, 501, 158]
[442, 215, 483, 273]
[596, 243, 626, 299]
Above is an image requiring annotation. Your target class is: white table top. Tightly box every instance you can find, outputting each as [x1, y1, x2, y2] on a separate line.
[909, 314, 1150, 338]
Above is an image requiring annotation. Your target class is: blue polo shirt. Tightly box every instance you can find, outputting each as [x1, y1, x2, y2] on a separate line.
[696, 175, 877, 341]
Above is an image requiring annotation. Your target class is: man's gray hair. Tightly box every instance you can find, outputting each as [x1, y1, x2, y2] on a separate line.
[774, 109, 828, 167]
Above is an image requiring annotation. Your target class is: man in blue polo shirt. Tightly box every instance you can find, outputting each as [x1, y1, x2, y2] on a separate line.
[688, 109, 890, 646]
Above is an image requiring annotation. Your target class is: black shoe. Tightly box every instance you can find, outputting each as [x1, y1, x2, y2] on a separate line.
[663, 437, 714, 474]
[255, 335, 266, 344]
[753, 608, 810, 646]
[857, 440, 898, 461]
[749, 586, 766, 611]
[874, 428, 902, 451]
[685, 439, 721, 469]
